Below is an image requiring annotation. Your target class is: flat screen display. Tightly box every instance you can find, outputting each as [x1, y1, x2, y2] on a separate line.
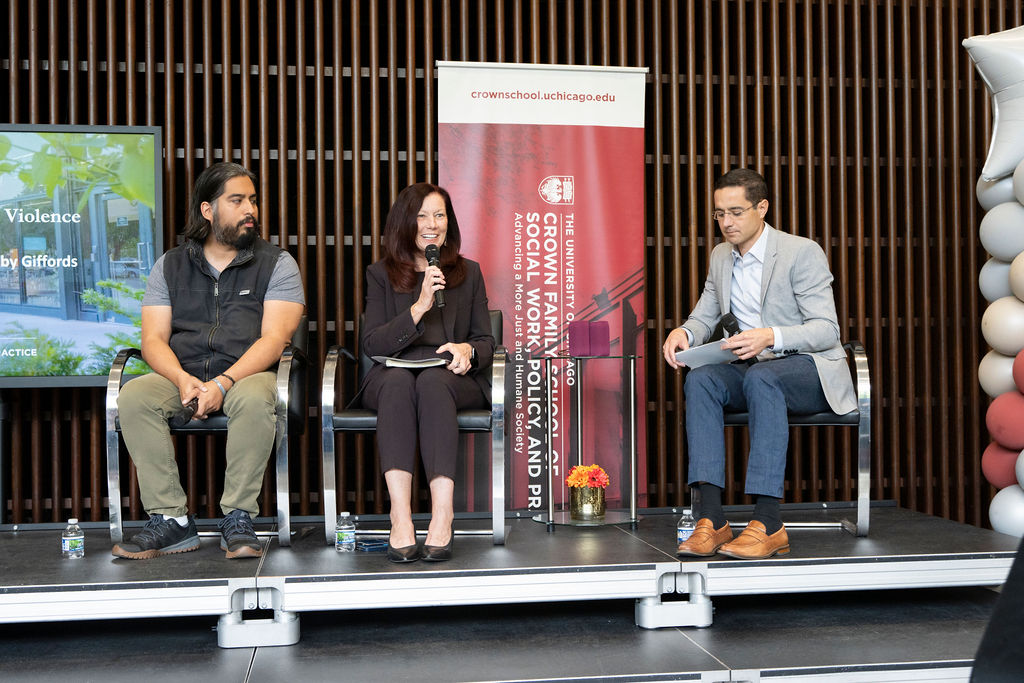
[0, 124, 163, 386]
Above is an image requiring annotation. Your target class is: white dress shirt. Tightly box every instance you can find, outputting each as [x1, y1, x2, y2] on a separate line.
[729, 226, 783, 354]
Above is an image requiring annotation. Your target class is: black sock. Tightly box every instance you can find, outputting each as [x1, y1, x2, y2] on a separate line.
[753, 495, 782, 535]
[697, 483, 726, 529]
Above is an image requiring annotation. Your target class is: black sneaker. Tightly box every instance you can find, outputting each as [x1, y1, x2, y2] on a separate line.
[218, 509, 262, 559]
[112, 514, 200, 560]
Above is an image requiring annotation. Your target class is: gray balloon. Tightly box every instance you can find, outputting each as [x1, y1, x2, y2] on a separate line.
[979, 175, 1017, 211]
[1017, 450, 1024, 492]
[980, 257, 1013, 302]
[989, 484, 1024, 538]
[980, 202, 1024, 261]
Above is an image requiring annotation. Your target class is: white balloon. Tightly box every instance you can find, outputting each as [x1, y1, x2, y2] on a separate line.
[979, 350, 1018, 398]
[964, 25, 1024, 180]
[979, 202, 1024, 261]
[989, 484, 1024, 537]
[1015, 157, 1024, 206]
[1016, 450, 1024, 491]
[979, 175, 1017, 210]
[982, 296, 1024, 356]
[1012, 252, 1024, 300]
[980, 257, 1013, 302]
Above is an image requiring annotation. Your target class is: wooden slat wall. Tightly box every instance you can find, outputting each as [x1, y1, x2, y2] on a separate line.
[1, 0, 1021, 527]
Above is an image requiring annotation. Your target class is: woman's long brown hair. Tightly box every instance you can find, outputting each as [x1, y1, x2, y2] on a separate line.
[382, 182, 466, 292]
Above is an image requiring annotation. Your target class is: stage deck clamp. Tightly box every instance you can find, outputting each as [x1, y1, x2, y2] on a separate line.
[634, 568, 713, 629]
[217, 585, 300, 648]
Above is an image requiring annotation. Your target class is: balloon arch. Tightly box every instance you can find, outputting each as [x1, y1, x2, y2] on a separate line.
[965, 24, 1024, 537]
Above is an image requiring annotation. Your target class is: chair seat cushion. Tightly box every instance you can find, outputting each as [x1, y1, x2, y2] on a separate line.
[115, 414, 232, 432]
[455, 409, 492, 431]
[723, 410, 860, 426]
[331, 409, 379, 431]
[332, 409, 492, 432]
[171, 415, 231, 430]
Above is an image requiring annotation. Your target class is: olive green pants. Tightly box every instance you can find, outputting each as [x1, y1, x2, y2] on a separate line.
[117, 371, 277, 517]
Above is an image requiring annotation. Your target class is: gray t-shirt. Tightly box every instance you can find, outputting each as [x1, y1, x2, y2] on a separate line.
[142, 250, 305, 307]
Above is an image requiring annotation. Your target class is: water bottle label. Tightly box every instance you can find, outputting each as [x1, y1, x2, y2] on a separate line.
[62, 537, 84, 553]
[677, 528, 693, 544]
[336, 529, 355, 548]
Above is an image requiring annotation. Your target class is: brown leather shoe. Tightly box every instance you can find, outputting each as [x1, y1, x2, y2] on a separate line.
[718, 520, 790, 559]
[676, 518, 733, 557]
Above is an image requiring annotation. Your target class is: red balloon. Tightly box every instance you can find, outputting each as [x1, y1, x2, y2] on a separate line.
[1014, 349, 1024, 393]
[986, 391, 1024, 450]
[982, 441, 1021, 489]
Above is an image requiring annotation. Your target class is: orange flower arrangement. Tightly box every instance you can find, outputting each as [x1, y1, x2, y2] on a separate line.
[566, 464, 610, 489]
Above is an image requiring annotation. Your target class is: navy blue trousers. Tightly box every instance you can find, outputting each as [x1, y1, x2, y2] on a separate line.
[684, 354, 829, 498]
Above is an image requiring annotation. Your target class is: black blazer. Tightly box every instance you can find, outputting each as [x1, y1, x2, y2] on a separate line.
[359, 257, 496, 400]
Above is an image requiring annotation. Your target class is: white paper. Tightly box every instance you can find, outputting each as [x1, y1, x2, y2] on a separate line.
[674, 341, 738, 368]
[371, 356, 447, 369]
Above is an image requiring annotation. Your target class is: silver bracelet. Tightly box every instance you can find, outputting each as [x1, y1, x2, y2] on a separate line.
[211, 377, 227, 398]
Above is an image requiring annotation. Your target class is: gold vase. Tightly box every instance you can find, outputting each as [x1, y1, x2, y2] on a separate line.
[569, 486, 606, 521]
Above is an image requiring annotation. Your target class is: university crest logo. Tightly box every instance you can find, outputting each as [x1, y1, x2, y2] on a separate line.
[538, 176, 574, 205]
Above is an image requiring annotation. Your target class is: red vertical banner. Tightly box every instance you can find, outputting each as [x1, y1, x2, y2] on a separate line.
[438, 63, 647, 513]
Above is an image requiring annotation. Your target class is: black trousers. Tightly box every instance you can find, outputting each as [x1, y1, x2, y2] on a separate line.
[361, 366, 488, 479]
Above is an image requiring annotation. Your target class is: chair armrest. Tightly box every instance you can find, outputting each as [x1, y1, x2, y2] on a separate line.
[277, 343, 308, 433]
[488, 345, 508, 544]
[106, 348, 142, 430]
[321, 345, 361, 425]
[842, 340, 872, 537]
[487, 348, 503, 411]
[843, 340, 871, 419]
[322, 345, 339, 428]
[280, 343, 306, 367]
[321, 344, 361, 545]
[105, 347, 141, 545]
[490, 345, 508, 416]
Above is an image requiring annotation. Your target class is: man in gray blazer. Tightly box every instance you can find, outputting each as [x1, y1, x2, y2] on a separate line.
[662, 168, 855, 560]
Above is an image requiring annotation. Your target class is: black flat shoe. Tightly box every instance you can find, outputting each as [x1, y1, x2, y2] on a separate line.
[422, 524, 454, 562]
[386, 541, 421, 563]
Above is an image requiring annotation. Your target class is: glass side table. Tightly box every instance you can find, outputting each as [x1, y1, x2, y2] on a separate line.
[529, 354, 641, 529]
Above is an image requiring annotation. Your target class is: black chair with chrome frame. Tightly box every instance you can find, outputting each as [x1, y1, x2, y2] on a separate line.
[320, 310, 508, 545]
[105, 315, 308, 548]
[720, 340, 872, 536]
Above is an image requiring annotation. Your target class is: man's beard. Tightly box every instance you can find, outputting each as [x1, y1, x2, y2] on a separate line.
[212, 216, 258, 249]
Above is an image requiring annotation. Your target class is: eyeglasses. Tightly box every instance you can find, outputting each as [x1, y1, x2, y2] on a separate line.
[711, 205, 756, 222]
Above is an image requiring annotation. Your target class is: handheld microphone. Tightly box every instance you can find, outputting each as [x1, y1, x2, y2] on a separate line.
[721, 312, 757, 365]
[169, 397, 199, 428]
[424, 244, 445, 309]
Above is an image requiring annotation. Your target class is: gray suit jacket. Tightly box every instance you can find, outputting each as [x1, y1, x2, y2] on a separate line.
[680, 225, 857, 415]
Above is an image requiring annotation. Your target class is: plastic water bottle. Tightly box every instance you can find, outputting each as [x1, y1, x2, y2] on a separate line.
[335, 512, 356, 552]
[62, 518, 84, 558]
[676, 509, 696, 545]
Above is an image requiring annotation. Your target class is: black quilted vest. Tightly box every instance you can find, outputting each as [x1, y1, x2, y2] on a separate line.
[163, 237, 281, 381]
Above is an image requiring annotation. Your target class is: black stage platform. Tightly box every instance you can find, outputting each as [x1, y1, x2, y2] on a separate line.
[0, 504, 1018, 682]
